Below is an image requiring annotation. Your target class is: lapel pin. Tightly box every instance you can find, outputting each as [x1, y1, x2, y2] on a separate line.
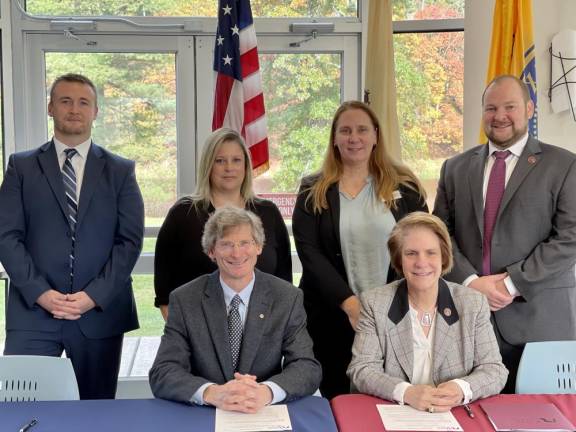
[259, 314, 264, 319]
[528, 155, 537, 164]
[443, 308, 452, 317]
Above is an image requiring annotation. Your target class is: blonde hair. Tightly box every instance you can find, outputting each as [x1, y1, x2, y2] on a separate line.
[191, 128, 255, 210]
[305, 101, 425, 213]
[388, 212, 453, 277]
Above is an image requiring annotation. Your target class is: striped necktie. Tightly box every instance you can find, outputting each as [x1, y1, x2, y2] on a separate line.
[62, 148, 78, 284]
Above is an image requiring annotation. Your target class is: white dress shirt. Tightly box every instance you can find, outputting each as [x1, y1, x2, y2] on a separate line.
[463, 133, 529, 297]
[54, 137, 92, 203]
[392, 306, 472, 405]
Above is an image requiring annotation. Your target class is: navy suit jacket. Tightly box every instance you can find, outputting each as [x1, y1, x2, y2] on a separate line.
[0, 140, 144, 338]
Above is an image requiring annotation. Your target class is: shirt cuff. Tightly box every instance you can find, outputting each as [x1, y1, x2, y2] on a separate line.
[392, 381, 412, 404]
[503, 276, 520, 297]
[463, 274, 479, 287]
[191, 382, 214, 405]
[262, 381, 286, 405]
[451, 379, 473, 404]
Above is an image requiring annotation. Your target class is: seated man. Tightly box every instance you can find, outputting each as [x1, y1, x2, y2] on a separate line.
[149, 206, 321, 413]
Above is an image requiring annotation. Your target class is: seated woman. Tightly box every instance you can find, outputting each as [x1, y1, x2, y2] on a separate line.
[347, 212, 507, 412]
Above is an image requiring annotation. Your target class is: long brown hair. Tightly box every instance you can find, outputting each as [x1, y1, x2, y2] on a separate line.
[306, 101, 425, 213]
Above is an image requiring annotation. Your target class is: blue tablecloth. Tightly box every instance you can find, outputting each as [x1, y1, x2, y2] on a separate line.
[1, 396, 337, 432]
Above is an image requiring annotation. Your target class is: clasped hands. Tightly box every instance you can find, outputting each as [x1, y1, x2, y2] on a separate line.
[404, 381, 464, 412]
[203, 372, 273, 414]
[468, 273, 513, 311]
[36, 289, 96, 320]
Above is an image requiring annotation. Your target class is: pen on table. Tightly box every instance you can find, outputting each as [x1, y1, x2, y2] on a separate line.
[463, 404, 475, 419]
[19, 418, 38, 432]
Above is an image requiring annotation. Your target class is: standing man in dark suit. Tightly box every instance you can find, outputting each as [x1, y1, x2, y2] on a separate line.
[434, 75, 576, 392]
[0, 73, 144, 399]
[149, 207, 321, 413]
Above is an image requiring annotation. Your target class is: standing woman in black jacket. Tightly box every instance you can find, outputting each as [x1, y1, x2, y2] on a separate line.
[293, 101, 427, 399]
[154, 128, 292, 320]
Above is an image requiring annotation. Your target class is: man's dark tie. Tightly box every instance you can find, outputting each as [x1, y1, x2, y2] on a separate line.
[228, 295, 243, 372]
[483, 150, 510, 275]
[62, 148, 78, 284]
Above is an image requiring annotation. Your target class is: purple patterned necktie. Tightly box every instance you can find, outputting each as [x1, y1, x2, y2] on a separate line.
[482, 150, 510, 275]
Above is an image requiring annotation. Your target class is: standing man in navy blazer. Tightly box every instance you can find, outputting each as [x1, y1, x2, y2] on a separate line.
[434, 75, 576, 392]
[0, 74, 144, 399]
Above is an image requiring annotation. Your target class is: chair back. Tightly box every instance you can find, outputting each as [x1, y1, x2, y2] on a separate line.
[516, 341, 576, 394]
[0, 355, 80, 401]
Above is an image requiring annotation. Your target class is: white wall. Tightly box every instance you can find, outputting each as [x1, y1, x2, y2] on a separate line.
[464, 0, 576, 153]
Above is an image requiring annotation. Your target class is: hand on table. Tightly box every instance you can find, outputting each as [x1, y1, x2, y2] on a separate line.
[404, 382, 463, 412]
[203, 373, 272, 413]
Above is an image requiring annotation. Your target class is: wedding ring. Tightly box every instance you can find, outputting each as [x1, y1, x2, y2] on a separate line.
[428, 406, 435, 413]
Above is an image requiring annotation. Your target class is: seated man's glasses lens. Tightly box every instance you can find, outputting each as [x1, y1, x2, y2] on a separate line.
[216, 240, 256, 253]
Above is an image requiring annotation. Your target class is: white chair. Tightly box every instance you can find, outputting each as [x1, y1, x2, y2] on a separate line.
[515, 341, 576, 394]
[0, 355, 80, 401]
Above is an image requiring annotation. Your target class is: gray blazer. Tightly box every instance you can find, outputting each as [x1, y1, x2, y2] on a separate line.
[347, 279, 507, 401]
[433, 137, 576, 345]
[149, 270, 321, 403]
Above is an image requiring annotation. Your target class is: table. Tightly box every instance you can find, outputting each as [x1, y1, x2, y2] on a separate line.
[1, 396, 337, 432]
[331, 393, 576, 431]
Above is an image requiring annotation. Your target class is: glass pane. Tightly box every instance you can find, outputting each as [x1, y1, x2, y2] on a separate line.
[0, 280, 5, 350]
[394, 31, 464, 207]
[126, 275, 164, 336]
[44, 52, 177, 228]
[253, 53, 342, 221]
[27, 0, 358, 17]
[393, 0, 464, 20]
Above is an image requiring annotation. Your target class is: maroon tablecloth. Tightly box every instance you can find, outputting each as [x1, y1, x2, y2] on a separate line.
[331, 393, 576, 431]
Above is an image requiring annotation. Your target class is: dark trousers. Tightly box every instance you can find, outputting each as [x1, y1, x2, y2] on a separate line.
[491, 316, 524, 394]
[308, 311, 355, 400]
[4, 321, 124, 400]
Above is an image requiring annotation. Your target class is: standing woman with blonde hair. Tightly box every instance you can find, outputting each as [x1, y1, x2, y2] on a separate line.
[293, 101, 427, 399]
[154, 128, 292, 320]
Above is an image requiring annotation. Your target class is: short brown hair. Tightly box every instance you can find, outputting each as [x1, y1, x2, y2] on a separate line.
[482, 74, 531, 105]
[388, 212, 453, 277]
[50, 73, 98, 105]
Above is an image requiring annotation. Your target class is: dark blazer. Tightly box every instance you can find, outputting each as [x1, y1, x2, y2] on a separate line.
[149, 270, 321, 403]
[433, 137, 576, 345]
[292, 175, 428, 398]
[154, 197, 292, 307]
[348, 279, 507, 401]
[0, 141, 144, 338]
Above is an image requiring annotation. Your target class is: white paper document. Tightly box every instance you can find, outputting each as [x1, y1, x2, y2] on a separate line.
[215, 405, 292, 432]
[377, 404, 463, 431]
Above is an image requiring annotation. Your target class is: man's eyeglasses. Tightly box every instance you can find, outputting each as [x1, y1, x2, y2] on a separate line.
[215, 240, 256, 253]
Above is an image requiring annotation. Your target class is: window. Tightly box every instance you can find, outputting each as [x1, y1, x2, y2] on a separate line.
[26, 0, 359, 17]
[0, 280, 4, 352]
[256, 53, 342, 196]
[393, 0, 464, 20]
[393, 0, 464, 207]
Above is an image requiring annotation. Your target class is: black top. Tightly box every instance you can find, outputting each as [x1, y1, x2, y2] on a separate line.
[154, 197, 292, 307]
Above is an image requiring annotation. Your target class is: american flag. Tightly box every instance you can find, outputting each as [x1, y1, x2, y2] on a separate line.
[212, 0, 269, 173]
